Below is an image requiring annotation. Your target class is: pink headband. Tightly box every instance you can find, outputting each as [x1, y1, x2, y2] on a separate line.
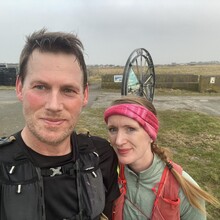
[104, 104, 159, 141]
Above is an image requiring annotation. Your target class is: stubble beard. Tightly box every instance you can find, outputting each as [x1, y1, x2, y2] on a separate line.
[26, 117, 75, 146]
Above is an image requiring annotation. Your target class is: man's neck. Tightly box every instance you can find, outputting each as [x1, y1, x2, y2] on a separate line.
[21, 127, 72, 156]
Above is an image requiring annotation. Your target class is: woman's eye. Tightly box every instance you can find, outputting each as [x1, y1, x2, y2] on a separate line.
[127, 127, 135, 132]
[108, 127, 117, 133]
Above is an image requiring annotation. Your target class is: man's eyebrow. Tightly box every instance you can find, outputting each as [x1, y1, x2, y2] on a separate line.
[30, 80, 50, 86]
[61, 83, 79, 88]
[60, 84, 81, 91]
[30, 80, 81, 90]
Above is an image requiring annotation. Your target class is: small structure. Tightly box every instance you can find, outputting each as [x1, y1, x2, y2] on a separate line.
[0, 67, 17, 86]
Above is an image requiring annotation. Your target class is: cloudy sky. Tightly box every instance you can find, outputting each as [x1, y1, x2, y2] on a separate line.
[0, 0, 220, 65]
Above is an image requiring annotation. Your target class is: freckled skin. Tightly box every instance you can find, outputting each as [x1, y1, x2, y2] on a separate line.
[16, 50, 88, 156]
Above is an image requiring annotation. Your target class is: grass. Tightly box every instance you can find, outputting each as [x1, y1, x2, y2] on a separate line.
[88, 64, 220, 76]
[76, 107, 220, 219]
[155, 88, 220, 96]
[87, 64, 220, 84]
[0, 86, 15, 90]
[155, 64, 220, 76]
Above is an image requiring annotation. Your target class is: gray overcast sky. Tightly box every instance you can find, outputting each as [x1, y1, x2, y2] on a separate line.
[0, 0, 220, 65]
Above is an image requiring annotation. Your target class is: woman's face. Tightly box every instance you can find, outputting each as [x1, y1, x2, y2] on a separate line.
[107, 115, 154, 172]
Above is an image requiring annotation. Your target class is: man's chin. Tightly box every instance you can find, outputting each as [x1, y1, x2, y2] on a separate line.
[39, 136, 66, 146]
[35, 130, 70, 145]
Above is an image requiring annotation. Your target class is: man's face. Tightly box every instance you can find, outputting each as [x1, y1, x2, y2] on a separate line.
[16, 50, 88, 148]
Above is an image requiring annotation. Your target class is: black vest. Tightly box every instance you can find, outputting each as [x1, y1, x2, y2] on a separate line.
[0, 133, 105, 220]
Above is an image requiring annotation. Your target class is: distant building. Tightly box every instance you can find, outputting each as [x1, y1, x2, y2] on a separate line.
[0, 63, 18, 86]
[0, 63, 7, 68]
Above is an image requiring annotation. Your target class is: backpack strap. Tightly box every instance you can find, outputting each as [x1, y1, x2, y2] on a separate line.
[152, 164, 169, 207]
[74, 132, 105, 219]
[112, 164, 126, 220]
[41, 162, 76, 177]
[118, 164, 126, 191]
[75, 132, 96, 153]
[0, 135, 16, 146]
[164, 162, 182, 200]
[153, 161, 182, 205]
[151, 161, 183, 220]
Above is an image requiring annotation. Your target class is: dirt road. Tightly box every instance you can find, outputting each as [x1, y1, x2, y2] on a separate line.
[0, 88, 220, 136]
[90, 90, 220, 116]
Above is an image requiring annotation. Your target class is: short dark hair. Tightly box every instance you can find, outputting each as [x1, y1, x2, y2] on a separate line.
[18, 28, 87, 88]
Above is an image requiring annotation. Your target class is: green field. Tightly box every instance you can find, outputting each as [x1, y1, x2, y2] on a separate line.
[87, 64, 220, 84]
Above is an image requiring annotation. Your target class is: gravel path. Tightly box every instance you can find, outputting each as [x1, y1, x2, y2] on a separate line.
[90, 91, 220, 116]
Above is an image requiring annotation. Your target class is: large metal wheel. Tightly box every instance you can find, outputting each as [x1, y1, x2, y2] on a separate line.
[121, 48, 155, 102]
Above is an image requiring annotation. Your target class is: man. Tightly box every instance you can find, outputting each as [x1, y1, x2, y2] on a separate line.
[0, 29, 119, 220]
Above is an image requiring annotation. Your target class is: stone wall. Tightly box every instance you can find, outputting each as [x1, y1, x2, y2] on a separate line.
[155, 74, 199, 91]
[101, 73, 220, 93]
[199, 75, 220, 93]
[101, 74, 122, 89]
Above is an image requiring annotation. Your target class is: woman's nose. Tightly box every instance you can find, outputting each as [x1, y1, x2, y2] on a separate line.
[114, 131, 126, 146]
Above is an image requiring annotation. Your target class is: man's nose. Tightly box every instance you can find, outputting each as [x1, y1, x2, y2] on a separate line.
[45, 91, 63, 111]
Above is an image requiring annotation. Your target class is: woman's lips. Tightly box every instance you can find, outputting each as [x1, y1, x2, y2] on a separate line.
[117, 148, 131, 155]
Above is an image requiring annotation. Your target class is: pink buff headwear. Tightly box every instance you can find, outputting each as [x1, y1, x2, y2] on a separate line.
[104, 103, 159, 141]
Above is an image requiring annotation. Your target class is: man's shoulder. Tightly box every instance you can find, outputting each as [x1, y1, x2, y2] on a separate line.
[89, 135, 110, 147]
[75, 132, 109, 146]
[0, 135, 19, 161]
[74, 132, 113, 155]
[0, 135, 16, 147]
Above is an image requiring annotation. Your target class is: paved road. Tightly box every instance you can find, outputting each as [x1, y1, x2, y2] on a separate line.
[0, 88, 220, 136]
[89, 90, 220, 116]
[1, 89, 220, 116]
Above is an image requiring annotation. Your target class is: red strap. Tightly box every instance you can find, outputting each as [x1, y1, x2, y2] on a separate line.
[151, 161, 183, 217]
[119, 164, 125, 179]
[118, 164, 126, 191]
[112, 164, 126, 220]
[152, 165, 169, 207]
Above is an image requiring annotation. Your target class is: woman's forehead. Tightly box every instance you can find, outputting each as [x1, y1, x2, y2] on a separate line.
[108, 115, 140, 125]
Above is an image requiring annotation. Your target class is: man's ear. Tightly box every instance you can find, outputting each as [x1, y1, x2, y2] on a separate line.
[83, 83, 89, 107]
[16, 76, 23, 102]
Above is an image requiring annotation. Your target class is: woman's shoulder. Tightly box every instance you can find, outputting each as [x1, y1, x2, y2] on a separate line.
[182, 170, 199, 186]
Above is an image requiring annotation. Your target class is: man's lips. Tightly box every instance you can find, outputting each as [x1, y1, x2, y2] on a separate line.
[42, 118, 66, 126]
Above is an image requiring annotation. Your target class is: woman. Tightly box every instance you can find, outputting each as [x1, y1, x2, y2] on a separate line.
[104, 96, 219, 220]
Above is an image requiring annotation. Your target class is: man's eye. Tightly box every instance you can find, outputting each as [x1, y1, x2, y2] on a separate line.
[62, 87, 78, 95]
[63, 88, 74, 93]
[34, 85, 46, 90]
